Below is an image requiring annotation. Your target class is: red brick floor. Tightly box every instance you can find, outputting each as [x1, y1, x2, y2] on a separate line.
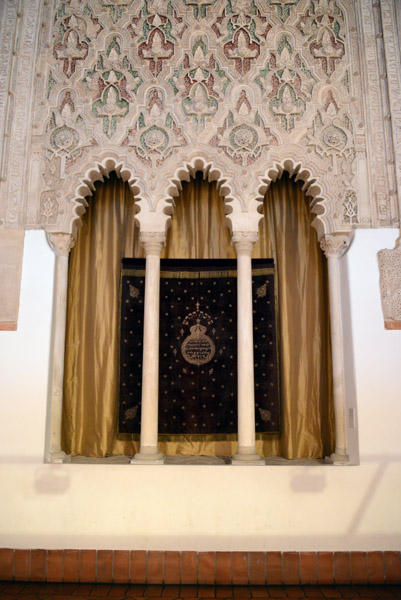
[0, 583, 400, 600]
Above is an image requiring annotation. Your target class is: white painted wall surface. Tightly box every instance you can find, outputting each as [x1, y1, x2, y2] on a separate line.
[0, 229, 400, 551]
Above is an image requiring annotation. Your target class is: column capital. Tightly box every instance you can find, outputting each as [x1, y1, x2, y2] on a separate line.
[232, 231, 258, 255]
[140, 231, 166, 255]
[320, 233, 352, 259]
[47, 232, 76, 257]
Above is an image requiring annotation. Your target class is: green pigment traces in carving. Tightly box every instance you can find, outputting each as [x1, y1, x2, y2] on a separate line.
[278, 34, 292, 55]
[192, 37, 207, 56]
[269, 83, 305, 132]
[268, 0, 300, 24]
[93, 84, 129, 138]
[47, 72, 57, 99]
[106, 36, 122, 57]
[215, 64, 231, 94]
[342, 71, 350, 92]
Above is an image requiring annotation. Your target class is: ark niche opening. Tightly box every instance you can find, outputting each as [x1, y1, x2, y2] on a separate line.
[61, 171, 333, 459]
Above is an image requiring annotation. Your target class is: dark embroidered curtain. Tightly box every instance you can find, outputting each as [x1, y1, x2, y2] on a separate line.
[118, 259, 279, 438]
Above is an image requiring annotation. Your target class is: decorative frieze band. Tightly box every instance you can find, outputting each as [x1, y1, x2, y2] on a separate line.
[380, 0, 401, 222]
[357, 0, 394, 226]
[2, 0, 42, 227]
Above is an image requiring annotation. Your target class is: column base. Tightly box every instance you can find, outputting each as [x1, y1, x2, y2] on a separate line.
[231, 451, 265, 466]
[325, 452, 350, 465]
[131, 451, 164, 465]
[48, 451, 71, 464]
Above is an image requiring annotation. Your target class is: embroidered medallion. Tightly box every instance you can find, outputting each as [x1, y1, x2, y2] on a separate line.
[181, 301, 216, 365]
[181, 322, 215, 366]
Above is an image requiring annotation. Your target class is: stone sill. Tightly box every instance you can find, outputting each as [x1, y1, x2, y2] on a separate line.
[66, 455, 326, 466]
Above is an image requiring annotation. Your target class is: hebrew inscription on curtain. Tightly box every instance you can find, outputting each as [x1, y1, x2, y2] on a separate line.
[118, 259, 279, 438]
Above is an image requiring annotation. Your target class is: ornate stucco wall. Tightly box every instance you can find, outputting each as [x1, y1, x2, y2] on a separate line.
[0, 0, 400, 232]
[0, 0, 401, 321]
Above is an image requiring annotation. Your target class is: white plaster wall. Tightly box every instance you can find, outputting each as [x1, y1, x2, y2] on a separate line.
[0, 229, 400, 552]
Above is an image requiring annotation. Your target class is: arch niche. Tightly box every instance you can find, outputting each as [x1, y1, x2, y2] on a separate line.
[46, 158, 352, 466]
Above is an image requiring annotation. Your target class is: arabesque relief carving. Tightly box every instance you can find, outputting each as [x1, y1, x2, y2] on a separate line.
[0, 0, 399, 272]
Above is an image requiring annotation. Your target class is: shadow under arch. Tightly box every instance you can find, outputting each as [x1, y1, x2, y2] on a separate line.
[62, 155, 142, 240]
[257, 158, 330, 241]
[163, 156, 239, 235]
[162, 170, 236, 260]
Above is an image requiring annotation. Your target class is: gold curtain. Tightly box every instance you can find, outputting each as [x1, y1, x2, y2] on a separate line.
[62, 174, 142, 457]
[161, 173, 236, 259]
[254, 173, 334, 458]
[62, 171, 334, 458]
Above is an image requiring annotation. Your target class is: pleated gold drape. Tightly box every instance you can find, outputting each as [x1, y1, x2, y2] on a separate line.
[254, 174, 334, 458]
[62, 174, 142, 457]
[62, 171, 334, 458]
[161, 173, 236, 259]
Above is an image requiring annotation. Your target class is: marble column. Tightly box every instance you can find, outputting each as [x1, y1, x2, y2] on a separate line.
[46, 233, 75, 463]
[231, 232, 265, 465]
[132, 232, 165, 464]
[320, 233, 352, 465]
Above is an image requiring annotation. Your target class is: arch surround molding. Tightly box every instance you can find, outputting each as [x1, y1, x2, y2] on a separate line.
[46, 150, 352, 466]
[46, 149, 342, 242]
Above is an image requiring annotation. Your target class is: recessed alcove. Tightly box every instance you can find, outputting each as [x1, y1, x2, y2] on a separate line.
[58, 169, 337, 464]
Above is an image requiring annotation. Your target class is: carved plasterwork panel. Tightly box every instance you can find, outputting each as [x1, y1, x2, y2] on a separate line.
[82, 34, 142, 138]
[210, 87, 279, 167]
[0, 2, 18, 187]
[296, 0, 346, 79]
[96, 0, 134, 24]
[47, 90, 97, 169]
[181, 0, 218, 20]
[255, 33, 318, 132]
[128, 2, 187, 78]
[168, 34, 231, 133]
[0, 0, 397, 248]
[211, 1, 272, 76]
[267, 0, 301, 25]
[341, 190, 358, 226]
[121, 87, 188, 168]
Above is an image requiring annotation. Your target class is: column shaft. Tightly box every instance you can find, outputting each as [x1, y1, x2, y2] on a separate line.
[46, 233, 75, 463]
[327, 254, 348, 458]
[321, 234, 351, 464]
[232, 232, 264, 465]
[132, 233, 165, 464]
